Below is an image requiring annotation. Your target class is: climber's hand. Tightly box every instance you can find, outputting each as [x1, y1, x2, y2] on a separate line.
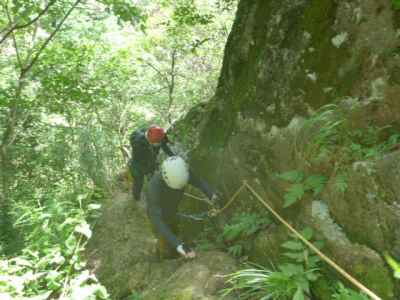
[177, 244, 196, 259]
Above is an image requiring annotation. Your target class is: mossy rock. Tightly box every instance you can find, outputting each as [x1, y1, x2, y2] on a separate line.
[249, 224, 289, 267]
[141, 251, 236, 300]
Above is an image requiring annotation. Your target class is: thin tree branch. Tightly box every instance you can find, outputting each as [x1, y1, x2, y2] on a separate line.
[167, 48, 177, 124]
[143, 61, 170, 85]
[4, 5, 23, 68]
[20, 0, 81, 78]
[168, 49, 177, 109]
[191, 37, 211, 52]
[0, 0, 56, 45]
[10, 31, 23, 69]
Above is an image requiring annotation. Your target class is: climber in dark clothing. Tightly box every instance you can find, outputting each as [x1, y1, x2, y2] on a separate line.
[129, 125, 174, 201]
[146, 156, 219, 259]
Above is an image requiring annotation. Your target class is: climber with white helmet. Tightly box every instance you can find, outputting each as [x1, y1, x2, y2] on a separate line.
[146, 156, 219, 260]
[129, 125, 174, 201]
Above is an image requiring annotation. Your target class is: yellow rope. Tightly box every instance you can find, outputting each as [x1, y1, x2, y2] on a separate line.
[216, 183, 246, 215]
[244, 181, 382, 300]
[184, 183, 246, 217]
[184, 192, 212, 204]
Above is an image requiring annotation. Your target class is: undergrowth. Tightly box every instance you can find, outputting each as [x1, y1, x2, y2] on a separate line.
[301, 104, 400, 168]
[0, 177, 109, 300]
[222, 228, 323, 300]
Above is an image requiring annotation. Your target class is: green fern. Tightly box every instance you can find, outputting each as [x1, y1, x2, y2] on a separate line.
[222, 263, 320, 300]
[282, 228, 323, 270]
[334, 173, 348, 193]
[221, 213, 271, 257]
[304, 175, 327, 195]
[228, 244, 244, 257]
[222, 213, 271, 242]
[393, 0, 400, 9]
[332, 283, 369, 300]
[283, 184, 305, 207]
[279, 171, 327, 207]
[277, 170, 304, 183]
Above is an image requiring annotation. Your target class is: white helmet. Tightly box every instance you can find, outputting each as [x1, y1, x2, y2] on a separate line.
[161, 156, 189, 189]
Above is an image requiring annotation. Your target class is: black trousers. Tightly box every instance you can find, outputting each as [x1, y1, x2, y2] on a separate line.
[132, 172, 144, 201]
[129, 160, 153, 201]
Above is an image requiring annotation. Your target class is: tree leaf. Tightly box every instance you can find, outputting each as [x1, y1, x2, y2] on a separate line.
[281, 240, 304, 251]
[304, 175, 327, 195]
[283, 184, 305, 207]
[278, 170, 304, 183]
[293, 288, 305, 300]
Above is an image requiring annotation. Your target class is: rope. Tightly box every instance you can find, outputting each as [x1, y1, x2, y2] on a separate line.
[215, 182, 246, 215]
[243, 181, 382, 300]
[184, 192, 213, 205]
[184, 183, 246, 217]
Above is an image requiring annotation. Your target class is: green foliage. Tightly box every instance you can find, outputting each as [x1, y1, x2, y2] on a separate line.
[222, 228, 323, 299]
[334, 171, 349, 193]
[127, 291, 143, 300]
[97, 0, 145, 25]
[0, 182, 109, 299]
[332, 283, 369, 300]
[222, 263, 320, 300]
[227, 244, 244, 257]
[392, 0, 400, 10]
[222, 213, 271, 242]
[282, 228, 323, 270]
[303, 103, 400, 168]
[221, 266, 273, 299]
[173, 1, 213, 26]
[220, 213, 271, 257]
[277, 170, 304, 183]
[278, 171, 327, 207]
[284, 184, 306, 207]
[384, 253, 400, 279]
[265, 263, 319, 300]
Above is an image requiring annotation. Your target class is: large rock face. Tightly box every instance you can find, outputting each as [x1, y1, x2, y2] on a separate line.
[172, 0, 400, 299]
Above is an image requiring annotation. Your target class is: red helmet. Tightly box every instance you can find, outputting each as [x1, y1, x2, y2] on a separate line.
[147, 125, 166, 144]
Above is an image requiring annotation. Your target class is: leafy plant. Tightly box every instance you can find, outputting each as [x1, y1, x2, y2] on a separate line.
[334, 172, 349, 193]
[332, 283, 369, 300]
[302, 103, 400, 173]
[393, 0, 400, 10]
[222, 213, 271, 242]
[222, 228, 323, 299]
[127, 291, 143, 300]
[227, 244, 245, 257]
[384, 253, 400, 279]
[282, 227, 323, 271]
[220, 213, 271, 257]
[0, 196, 108, 300]
[222, 263, 320, 300]
[277, 171, 327, 207]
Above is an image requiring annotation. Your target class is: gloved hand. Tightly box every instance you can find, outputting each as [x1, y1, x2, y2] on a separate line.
[210, 193, 222, 208]
[211, 193, 218, 202]
[176, 244, 196, 259]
